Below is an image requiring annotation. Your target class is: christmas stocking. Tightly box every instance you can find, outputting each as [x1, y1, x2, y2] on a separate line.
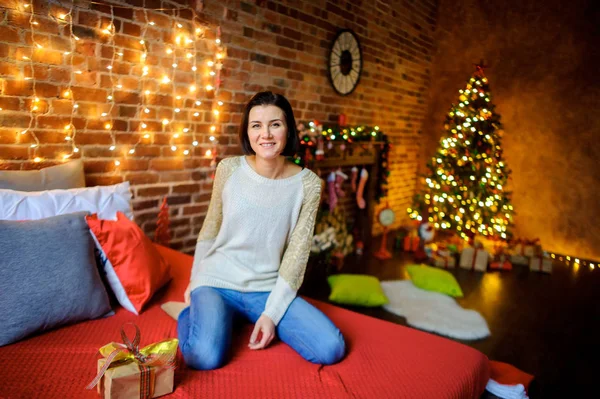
[350, 166, 358, 192]
[316, 137, 325, 161]
[327, 172, 338, 211]
[335, 169, 348, 197]
[356, 168, 368, 209]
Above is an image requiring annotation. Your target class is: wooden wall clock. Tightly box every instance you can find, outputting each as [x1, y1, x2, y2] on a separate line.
[328, 29, 363, 96]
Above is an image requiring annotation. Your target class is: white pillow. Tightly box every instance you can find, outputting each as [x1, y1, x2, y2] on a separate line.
[0, 182, 133, 221]
[0, 159, 85, 191]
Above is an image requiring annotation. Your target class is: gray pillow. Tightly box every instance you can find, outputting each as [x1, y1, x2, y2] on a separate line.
[0, 159, 85, 191]
[0, 212, 111, 347]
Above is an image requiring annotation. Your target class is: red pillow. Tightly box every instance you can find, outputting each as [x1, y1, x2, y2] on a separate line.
[86, 212, 171, 314]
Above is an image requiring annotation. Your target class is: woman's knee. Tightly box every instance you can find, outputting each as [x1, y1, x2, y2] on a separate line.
[318, 330, 346, 365]
[181, 339, 228, 370]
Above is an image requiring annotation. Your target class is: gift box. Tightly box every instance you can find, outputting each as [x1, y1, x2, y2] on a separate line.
[510, 254, 530, 265]
[511, 238, 541, 258]
[490, 260, 512, 270]
[87, 324, 178, 399]
[474, 236, 506, 255]
[490, 251, 512, 270]
[459, 247, 489, 272]
[529, 256, 552, 273]
[433, 254, 456, 269]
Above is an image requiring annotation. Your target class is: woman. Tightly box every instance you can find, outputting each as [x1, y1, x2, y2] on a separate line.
[178, 91, 346, 370]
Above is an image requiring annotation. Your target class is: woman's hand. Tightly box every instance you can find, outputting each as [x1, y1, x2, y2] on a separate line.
[184, 283, 191, 305]
[249, 315, 276, 350]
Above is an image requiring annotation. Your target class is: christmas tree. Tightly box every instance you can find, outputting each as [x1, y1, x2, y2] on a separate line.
[155, 197, 171, 246]
[408, 64, 514, 241]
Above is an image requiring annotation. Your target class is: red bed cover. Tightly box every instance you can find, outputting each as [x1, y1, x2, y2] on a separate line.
[0, 245, 489, 398]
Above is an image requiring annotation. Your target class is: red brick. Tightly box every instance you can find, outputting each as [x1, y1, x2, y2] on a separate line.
[182, 204, 208, 215]
[287, 71, 303, 81]
[0, 161, 21, 170]
[2, 79, 32, 97]
[174, 227, 192, 239]
[0, 113, 31, 129]
[81, 146, 115, 157]
[172, 183, 201, 194]
[85, 175, 124, 186]
[37, 145, 73, 159]
[71, 87, 108, 102]
[132, 198, 159, 211]
[137, 186, 170, 197]
[119, 105, 137, 118]
[75, 42, 96, 57]
[48, 67, 70, 83]
[0, 146, 29, 160]
[33, 131, 66, 144]
[122, 22, 141, 36]
[150, 159, 185, 171]
[0, 130, 18, 145]
[127, 173, 160, 185]
[37, 115, 85, 130]
[167, 196, 192, 206]
[0, 97, 20, 112]
[0, 26, 21, 43]
[31, 50, 63, 66]
[83, 160, 114, 174]
[0, 43, 10, 58]
[119, 159, 149, 171]
[114, 91, 141, 105]
[158, 171, 193, 182]
[127, 146, 161, 157]
[120, 76, 140, 91]
[74, 71, 98, 86]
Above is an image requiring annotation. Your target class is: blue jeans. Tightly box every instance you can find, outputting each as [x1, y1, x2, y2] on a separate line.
[178, 286, 346, 370]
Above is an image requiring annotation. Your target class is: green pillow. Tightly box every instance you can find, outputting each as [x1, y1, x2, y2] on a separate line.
[406, 264, 464, 297]
[327, 274, 388, 307]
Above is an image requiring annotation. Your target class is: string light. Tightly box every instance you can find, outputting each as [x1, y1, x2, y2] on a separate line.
[64, 5, 78, 158]
[104, 5, 118, 164]
[2, 2, 225, 166]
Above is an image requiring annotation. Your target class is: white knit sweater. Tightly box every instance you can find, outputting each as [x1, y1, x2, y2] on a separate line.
[189, 156, 322, 325]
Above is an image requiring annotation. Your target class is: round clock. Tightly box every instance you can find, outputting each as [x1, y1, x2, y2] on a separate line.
[378, 207, 396, 227]
[328, 29, 362, 96]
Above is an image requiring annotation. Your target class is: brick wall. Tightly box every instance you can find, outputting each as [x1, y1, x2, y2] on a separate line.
[0, 0, 438, 254]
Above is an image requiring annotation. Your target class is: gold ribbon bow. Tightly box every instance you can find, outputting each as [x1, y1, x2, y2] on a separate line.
[86, 323, 178, 398]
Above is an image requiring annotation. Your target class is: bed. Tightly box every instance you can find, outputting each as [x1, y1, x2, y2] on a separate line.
[0, 245, 490, 398]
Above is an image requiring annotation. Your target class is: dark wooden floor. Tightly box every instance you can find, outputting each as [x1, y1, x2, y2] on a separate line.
[300, 238, 599, 398]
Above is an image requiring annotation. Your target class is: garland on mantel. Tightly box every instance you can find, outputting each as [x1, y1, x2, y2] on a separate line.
[292, 121, 391, 203]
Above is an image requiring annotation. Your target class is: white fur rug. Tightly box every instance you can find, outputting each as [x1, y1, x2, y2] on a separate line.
[381, 280, 490, 341]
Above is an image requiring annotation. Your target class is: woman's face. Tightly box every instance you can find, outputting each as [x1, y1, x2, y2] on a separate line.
[247, 105, 288, 160]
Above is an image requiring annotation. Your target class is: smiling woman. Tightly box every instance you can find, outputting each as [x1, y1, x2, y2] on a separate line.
[238, 92, 302, 179]
[175, 91, 346, 371]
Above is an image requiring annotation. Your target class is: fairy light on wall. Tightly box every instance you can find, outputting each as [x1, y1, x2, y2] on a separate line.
[63, 5, 79, 159]
[167, 11, 180, 155]
[123, 7, 154, 166]
[23, 2, 41, 161]
[103, 6, 118, 162]
[1, 1, 226, 168]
